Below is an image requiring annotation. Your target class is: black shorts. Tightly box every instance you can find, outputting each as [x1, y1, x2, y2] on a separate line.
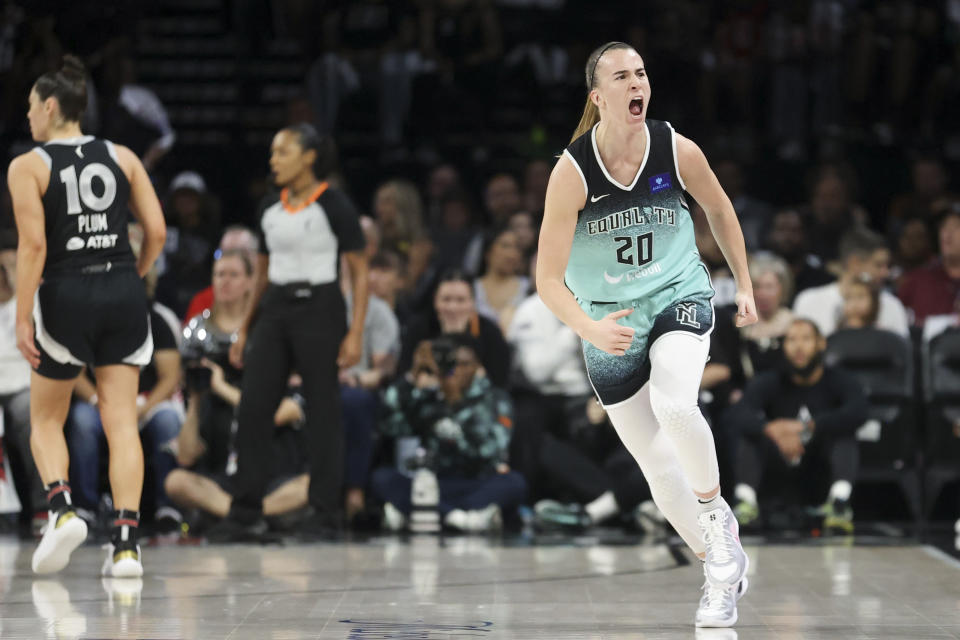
[34, 265, 152, 380]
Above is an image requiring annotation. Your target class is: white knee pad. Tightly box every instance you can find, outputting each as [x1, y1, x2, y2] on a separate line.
[648, 384, 698, 440]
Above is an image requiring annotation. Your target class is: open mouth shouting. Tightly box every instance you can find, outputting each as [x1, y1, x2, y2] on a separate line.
[629, 96, 644, 119]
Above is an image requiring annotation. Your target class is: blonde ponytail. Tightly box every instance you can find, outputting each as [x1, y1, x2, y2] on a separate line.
[570, 96, 600, 143]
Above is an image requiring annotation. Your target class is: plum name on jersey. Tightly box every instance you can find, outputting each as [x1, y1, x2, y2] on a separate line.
[77, 213, 109, 233]
[587, 206, 676, 235]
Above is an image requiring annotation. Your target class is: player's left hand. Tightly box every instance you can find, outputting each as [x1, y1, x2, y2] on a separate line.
[337, 330, 363, 369]
[734, 289, 758, 328]
[16, 319, 40, 369]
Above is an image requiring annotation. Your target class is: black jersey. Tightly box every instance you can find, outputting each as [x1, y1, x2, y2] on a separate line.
[33, 136, 134, 277]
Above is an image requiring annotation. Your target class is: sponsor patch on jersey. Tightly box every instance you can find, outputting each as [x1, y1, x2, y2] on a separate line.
[648, 173, 672, 193]
[66, 237, 85, 251]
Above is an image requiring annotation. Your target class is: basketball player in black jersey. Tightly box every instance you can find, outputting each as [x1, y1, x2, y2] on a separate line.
[8, 56, 166, 577]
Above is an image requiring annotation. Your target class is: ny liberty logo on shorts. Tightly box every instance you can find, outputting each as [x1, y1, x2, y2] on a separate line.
[676, 302, 700, 328]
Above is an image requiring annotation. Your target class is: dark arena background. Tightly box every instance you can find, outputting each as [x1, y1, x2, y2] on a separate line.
[1, 1, 960, 638]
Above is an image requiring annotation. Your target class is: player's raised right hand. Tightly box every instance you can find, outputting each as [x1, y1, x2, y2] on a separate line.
[584, 307, 635, 356]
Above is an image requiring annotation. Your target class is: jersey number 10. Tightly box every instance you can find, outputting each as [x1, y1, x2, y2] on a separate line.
[613, 232, 654, 267]
[59, 163, 117, 215]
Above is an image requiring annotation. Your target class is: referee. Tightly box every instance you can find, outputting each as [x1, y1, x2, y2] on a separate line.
[220, 123, 368, 539]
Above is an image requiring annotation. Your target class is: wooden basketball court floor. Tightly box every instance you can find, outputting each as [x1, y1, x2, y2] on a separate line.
[0, 534, 958, 639]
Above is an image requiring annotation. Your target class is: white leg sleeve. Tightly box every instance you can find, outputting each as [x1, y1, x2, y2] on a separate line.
[647, 332, 720, 494]
[604, 385, 706, 555]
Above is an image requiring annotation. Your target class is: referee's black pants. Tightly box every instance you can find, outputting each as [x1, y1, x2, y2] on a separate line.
[232, 283, 346, 520]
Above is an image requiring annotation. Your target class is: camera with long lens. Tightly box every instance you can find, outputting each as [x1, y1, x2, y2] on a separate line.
[429, 335, 459, 378]
[180, 312, 237, 392]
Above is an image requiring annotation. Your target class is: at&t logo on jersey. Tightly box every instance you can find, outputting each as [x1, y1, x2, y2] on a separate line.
[649, 173, 672, 193]
[65, 234, 119, 250]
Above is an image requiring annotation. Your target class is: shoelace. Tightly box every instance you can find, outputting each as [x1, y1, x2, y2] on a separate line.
[701, 581, 733, 614]
[702, 514, 733, 565]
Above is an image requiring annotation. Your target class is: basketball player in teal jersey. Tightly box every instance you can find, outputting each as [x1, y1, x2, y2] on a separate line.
[537, 42, 758, 628]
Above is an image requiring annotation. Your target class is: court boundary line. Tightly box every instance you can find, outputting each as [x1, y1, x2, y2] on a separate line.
[923, 545, 960, 570]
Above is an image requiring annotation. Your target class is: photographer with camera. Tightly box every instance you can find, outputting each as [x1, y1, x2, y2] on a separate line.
[168, 249, 308, 535]
[370, 334, 526, 533]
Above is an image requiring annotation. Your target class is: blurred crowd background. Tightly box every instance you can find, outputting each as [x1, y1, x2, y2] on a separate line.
[1, 0, 959, 540]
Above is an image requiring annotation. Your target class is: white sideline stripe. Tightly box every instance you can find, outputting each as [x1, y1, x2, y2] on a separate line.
[923, 545, 960, 570]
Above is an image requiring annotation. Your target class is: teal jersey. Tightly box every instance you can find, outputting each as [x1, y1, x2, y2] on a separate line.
[562, 120, 713, 305]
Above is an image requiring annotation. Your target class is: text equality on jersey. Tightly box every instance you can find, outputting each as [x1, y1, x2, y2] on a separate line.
[586, 205, 676, 236]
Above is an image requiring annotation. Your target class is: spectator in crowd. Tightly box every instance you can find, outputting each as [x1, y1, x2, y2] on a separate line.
[764, 208, 834, 300]
[794, 228, 907, 337]
[304, 1, 421, 145]
[738, 253, 795, 377]
[431, 189, 486, 276]
[100, 53, 176, 172]
[0, 229, 45, 534]
[177, 249, 254, 494]
[156, 171, 223, 317]
[372, 179, 432, 296]
[400, 270, 511, 388]
[713, 159, 772, 252]
[67, 234, 184, 533]
[839, 275, 880, 330]
[483, 173, 522, 227]
[424, 162, 462, 225]
[522, 159, 551, 218]
[474, 228, 528, 334]
[898, 208, 960, 326]
[505, 210, 537, 263]
[802, 165, 869, 265]
[414, 0, 502, 140]
[507, 259, 654, 530]
[182, 225, 260, 323]
[888, 155, 956, 227]
[725, 319, 868, 534]
[889, 216, 935, 288]
[371, 334, 525, 532]
[368, 250, 411, 325]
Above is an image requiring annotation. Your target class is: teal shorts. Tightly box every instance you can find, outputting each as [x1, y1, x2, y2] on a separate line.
[581, 288, 714, 405]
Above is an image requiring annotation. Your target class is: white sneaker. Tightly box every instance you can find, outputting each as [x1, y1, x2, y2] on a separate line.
[695, 575, 748, 628]
[698, 502, 749, 588]
[383, 502, 408, 531]
[101, 543, 143, 578]
[445, 505, 502, 532]
[32, 510, 88, 575]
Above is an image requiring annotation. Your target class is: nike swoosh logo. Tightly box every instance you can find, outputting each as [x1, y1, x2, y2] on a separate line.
[590, 194, 610, 202]
[75, 146, 83, 158]
[603, 271, 624, 284]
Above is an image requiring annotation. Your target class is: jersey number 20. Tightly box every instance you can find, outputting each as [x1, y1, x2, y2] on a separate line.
[614, 232, 654, 267]
[60, 163, 117, 215]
